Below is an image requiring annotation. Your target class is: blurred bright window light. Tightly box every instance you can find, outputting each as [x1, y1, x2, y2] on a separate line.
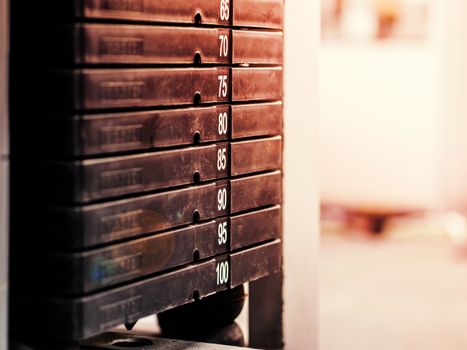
[322, 0, 430, 41]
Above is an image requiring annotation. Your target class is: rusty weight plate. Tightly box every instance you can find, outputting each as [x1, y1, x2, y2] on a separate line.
[232, 30, 282, 65]
[19, 137, 281, 202]
[44, 68, 230, 110]
[33, 0, 231, 26]
[230, 239, 281, 287]
[33, 67, 283, 111]
[11, 241, 281, 341]
[29, 0, 283, 29]
[231, 67, 283, 102]
[13, 206, 281, 295]
[233, 0, 283, 29]
[42, 25, 282, 66]
[43, 25, 283, 65]
[13, 171, 282, 250]
[21, 102, 283, 157]
[48, 24, 230, 65]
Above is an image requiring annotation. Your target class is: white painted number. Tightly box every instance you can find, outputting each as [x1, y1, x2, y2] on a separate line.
[217, 147, 227, 171]
[218, 112, 228, 135]
[218, 222, 228, 245]
[218, 75, 228, 98]
[216, 261, 229, 285]
[220, 0, 230, 21]
[219, 34, 229, 57]
[217, 188, 227, 211]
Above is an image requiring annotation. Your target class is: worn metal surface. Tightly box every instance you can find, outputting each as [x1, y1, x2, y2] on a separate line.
[13, 171, 282, 250]
[40, 25, 283, 66]
[26, 0, 283, 29]
[80, 331, 253, 349]
[14, 206, 281, 295]
[19, 102, 283, 157]
[230, 205, 281, 250]
[230, 170, 282, 213]
[25, 143, 231, 202]
[48, 25, 230, 65]
[232, 30, 283, 65]
[17, 137, 281, 203]
[231, 101, 283, 139]
[232, 67, 283, 102]
[12, 332, 252, 350]
[42, 68, 230, 110]
[230, 240, 281, 287]
[230, 136, 282, 177]
[249, 272, 284, 349]
[11, 242, 281, 341]
[22, 67, 282, 111]
[233, 0, 283, 29]
[45, 0, 231, 26]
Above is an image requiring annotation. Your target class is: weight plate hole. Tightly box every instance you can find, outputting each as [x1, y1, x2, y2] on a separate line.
[193, 131, 201, 144]
[110, 337, 153, 348]
[193, 210, 201, 223]
[194, 13, 202, 24]
[194, 92, 201, 105]
[193, 290, 201, 301]
[194, 52, 202, 65]
[193, 171, 201, 184]
[193, 249, 200, 261]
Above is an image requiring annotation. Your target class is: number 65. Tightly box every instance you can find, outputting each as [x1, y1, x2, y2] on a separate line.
[220, 0, 230, 21]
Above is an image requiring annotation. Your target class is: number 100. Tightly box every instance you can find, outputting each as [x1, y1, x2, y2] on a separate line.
[216, 261, 229, 285]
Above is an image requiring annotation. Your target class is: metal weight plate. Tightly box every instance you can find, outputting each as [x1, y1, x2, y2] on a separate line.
[27, 143, 230, 202]
[24, 26, 282, 66]
[12, 219, 228, 295]
[13, 206, 281, 295]
[10, 257, 227, 341]
[230, 170, 282, 213]
[231, 67, 283, 102]
[231, 102, 283, 139]
[11, 241, 281, 341]
[44, 68, 230, 110]
[230, 239, 281, 287]
[27, 0, 231, 26]
[232, 30, 283, 65]
[47, 24, 230, 65]
[19, 102, 283, 157]
[28, 67, 283, 111]
[81, 331, 256, 350]
[17, 106, 230, 157]
[230, 205, 281, 250]
[12, 172, 282, 250]
[19, 137, 281, 202]
[233, 0, 283, 29]
[230, 136, 282, 177]
[23, 0, 283, 28]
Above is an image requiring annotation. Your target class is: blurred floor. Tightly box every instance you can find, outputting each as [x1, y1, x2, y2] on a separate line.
[320, 234, 467, 350]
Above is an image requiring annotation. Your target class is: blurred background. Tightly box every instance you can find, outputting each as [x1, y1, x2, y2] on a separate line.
[319, 0, 467, 349]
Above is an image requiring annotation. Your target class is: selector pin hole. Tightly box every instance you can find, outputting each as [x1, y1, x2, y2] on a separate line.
[194, 13, 202, 25]
[193, 171, 201, 184]
[194, 92, 202, 105]
[193, 290, 201, 301]
[193, 131, 201, 144]
[194, 52, 202, 65]
[193, 249, 200, 261]
[193, 210, 201, 223]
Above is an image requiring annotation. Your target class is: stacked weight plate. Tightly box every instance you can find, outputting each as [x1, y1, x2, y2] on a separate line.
[9, 0, 283, 343]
